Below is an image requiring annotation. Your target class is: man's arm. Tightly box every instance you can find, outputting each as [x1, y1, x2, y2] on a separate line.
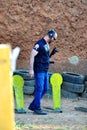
[29, 49, 38, 77]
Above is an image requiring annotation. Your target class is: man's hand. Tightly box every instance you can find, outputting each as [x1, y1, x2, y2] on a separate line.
[50, 47, 59, 58]
[29, 70, 34, 78]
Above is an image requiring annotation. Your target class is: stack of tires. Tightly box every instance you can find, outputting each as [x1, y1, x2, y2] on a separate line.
[13, 69, 35, 95]
[13, 70, 53, 96]
[61, 72, 85, 98]
[82, 74, 87, 98]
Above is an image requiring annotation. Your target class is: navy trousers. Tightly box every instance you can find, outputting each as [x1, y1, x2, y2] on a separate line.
[29, 72, 49, 109]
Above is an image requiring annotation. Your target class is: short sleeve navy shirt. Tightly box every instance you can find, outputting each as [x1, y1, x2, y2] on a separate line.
[33, 38, 50, 72]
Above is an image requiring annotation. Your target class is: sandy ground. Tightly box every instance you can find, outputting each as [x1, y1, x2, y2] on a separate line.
[15, 95, 87, 130]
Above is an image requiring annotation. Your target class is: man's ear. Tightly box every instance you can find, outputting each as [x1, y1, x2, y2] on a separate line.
[51, 37, 54, 40]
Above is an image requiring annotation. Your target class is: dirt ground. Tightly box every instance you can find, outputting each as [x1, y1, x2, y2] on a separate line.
[15, 95, 87, 130]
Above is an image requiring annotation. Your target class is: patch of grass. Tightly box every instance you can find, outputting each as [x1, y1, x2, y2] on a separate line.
[15, 122, 35, 130]
[15, 122, 87, 130]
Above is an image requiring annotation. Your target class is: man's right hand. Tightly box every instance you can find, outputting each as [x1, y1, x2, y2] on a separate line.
[50, 47, 59, 58]
[29, 70, 34, 78]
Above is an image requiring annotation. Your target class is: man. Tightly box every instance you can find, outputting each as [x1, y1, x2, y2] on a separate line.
[28, 29, 58, 115]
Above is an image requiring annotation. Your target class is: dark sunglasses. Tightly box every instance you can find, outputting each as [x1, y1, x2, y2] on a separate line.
[53, 37, 56, 40]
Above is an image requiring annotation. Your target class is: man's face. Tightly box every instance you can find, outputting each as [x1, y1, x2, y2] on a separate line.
[48, 37, 56, 44]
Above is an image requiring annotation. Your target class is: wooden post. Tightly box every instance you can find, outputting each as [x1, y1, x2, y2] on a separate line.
[0, 44, 15, 130]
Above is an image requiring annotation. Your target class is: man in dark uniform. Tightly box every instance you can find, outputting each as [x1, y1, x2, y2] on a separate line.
[28, 29, 58, 115]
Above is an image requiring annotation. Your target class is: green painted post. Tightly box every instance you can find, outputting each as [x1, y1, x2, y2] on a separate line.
[50, 73, 63, 112]
[13, 75, 26, 113]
